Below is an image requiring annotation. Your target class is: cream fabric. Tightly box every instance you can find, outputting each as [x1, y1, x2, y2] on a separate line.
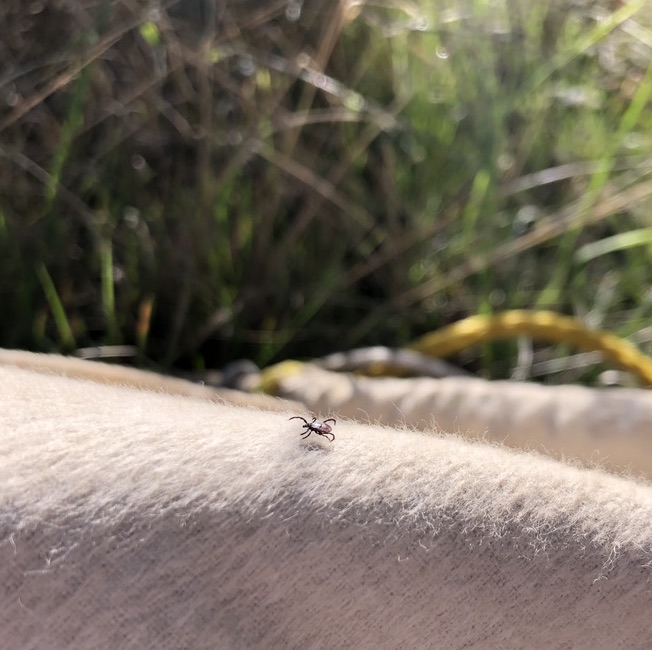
[0, 347, 301, 411]
[1, 351, 652, 648]
[275, 364, 652, 478]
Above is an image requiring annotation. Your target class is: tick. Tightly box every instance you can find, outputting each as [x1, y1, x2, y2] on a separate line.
[289, 416, 336, 442]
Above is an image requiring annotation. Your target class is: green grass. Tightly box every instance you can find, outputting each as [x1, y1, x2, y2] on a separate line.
[1, 0, 652, 385]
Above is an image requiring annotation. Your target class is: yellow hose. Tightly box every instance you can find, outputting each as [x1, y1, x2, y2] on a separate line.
[258, 311, 652, 390]
[410, 310, 652, 386]
[258, 360, 306, 395]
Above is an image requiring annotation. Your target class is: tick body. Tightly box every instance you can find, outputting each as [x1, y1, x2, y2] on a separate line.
[290, 416, 336, 442]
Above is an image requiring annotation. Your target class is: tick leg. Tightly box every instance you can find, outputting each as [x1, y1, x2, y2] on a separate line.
[301, 430, 312, 439]
[319, 431, 335, 442]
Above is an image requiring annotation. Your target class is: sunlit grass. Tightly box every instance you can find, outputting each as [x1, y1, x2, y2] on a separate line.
[1, 0, 652, 384]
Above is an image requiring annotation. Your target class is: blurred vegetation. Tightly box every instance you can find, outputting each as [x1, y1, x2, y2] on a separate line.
[2, 0, 652, 384]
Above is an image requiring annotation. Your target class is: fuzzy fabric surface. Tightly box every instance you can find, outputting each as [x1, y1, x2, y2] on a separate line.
[1, 352, 652, 648]
[0, 347, 299, 411]
[274, 364, 652, 477]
